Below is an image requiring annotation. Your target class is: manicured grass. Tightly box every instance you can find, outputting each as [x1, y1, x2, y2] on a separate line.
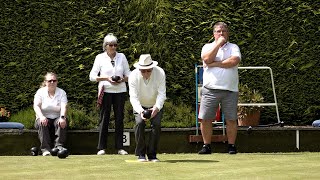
[0, 153, 320, 179]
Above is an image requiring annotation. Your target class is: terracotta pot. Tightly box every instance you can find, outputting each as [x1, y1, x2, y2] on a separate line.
[238, 111, 261, 126]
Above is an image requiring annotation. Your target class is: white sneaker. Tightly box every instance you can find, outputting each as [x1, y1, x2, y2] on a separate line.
[137, 155, 147, 162]
[148, 158, 160, 162]
[42, 150, 51, 156]
[97, 150, 106, 155]
[118, 149, 128, 155]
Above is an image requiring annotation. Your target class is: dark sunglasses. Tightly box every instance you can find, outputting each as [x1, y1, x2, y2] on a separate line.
[140, 69, 153, 73]
[46, 79, 57, 83]
[108, 44, 118, 47]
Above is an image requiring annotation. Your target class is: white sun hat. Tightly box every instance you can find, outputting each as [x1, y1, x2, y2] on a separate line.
[133, 54, 158, 69]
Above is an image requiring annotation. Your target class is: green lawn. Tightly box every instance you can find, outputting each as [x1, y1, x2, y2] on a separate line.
[1, 153, 320, 180]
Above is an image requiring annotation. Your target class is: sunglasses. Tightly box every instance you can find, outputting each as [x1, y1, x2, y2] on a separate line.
[46, 79, 57, 83]
[108, 44, 118, 47]
[140, 69, 153, 73]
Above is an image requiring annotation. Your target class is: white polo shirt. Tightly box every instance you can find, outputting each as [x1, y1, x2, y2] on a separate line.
[201, 42, 241, 92]
[34, 87, 68, 119]
[89, 52, 131, 93]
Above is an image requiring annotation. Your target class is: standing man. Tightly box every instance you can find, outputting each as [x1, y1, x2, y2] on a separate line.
[129, 54, 166, 162]
[198, 22, 241, 154]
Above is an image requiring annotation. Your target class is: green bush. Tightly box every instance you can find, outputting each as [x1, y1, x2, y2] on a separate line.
[9, 105, 98, 130]
[9, 100, 196, 129]
[161, 101, 195, 128]
[9, 107, 35, 129]
[106, 100, 195, 129]
[67, 103, 98, 130]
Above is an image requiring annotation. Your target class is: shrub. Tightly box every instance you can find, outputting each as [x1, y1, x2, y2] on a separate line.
[9, 106, 35, 129]
[123, 100, 196, 128]
[9, 105, 98, 130]
[8, 101, 195, 129]
[67, 103, 98, 130]
[238, 83, 264, 120]
[161, 101, 195, 128]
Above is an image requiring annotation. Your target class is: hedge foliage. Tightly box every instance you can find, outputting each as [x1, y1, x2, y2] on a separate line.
[1, 0, 319, 126]
[9, 101, 194, 129]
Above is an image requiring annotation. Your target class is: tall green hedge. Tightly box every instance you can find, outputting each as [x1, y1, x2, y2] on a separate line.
[1, 0, 319, 125]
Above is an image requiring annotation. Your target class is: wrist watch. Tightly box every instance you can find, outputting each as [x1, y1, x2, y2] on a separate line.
[60, 116, 65, 119]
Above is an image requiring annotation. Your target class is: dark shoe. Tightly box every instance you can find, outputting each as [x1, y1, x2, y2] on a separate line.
[138, 155, 147, 162]
[198, 144, 212, 154]
[228, 144, 237, 154]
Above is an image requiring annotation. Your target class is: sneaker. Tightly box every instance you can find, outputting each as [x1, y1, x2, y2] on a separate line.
[198, 144, 212, 154]
[118, 149, 128, 155]
[137, 155, 147, 162]
[42, 150, 51, 156]
[147, 154, 160, 162]
[97, 149, 106, 155]
[228, 144, 237, 154]
[148, 158, 160, 162]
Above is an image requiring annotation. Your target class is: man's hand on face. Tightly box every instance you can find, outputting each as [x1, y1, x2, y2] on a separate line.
[217, 36, 227, 46]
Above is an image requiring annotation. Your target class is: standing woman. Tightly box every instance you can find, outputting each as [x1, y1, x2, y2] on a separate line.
[89, 33, 131, 155]
[33, 72, 68, 156]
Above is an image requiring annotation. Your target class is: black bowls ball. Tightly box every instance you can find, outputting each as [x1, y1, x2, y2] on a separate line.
[280, 121, 284, 127]
[143, 109, 152, 119]
[247, 126, 252, 134]
[30, 147, 38, 156]
[111, 75, 120, 82]
[51, 147, 59, 156]
[57, 149, 69, 159]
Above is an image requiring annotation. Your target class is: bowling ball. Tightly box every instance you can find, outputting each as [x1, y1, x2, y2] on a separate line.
[280, 121, 284, 127]
[247, 126, 252, 134]
[143, 109, 152, 119]
[30, 147, 38, 156]
[111, 75, 120, 82]
[57, 149, 69, 159]
[51, 147, 59, 156]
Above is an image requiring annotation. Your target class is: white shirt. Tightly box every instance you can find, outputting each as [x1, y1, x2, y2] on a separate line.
[34, 87, 68, 119]
[89, 52, 131, 93]
[129, 66, 166, 113]
[201, 42, 241, 92]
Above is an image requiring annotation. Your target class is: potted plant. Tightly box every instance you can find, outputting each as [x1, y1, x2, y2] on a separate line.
[237, 84, 264, 126]
[0, 105, 11, 122]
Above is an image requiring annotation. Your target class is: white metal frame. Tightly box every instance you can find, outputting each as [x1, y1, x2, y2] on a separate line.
[238, 66, 280, 123]
[195, 64, 226, 136]
[195, 65, 280, 135]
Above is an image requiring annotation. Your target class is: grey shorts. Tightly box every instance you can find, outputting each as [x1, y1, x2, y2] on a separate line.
[198, 87, 238, 121]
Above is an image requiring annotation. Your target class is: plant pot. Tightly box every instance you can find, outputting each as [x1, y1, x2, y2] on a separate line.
[0, 116, 8, 122]
[238, 111, 261, 126]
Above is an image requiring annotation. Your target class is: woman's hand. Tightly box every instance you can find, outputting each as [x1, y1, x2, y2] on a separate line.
[40, 116, 48, 126]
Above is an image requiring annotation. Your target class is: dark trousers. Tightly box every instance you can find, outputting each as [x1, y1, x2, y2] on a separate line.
[35, 118, 67, 152]
[97, 92, 126, 150]
[134, 109, 163, 157]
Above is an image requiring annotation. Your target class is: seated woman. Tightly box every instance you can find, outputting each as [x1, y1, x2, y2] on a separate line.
[33, 72, 68, 156]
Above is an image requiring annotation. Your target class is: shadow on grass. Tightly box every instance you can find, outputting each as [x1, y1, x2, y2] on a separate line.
[164, 159, 219, 163]
[249, 153, 303, 156]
